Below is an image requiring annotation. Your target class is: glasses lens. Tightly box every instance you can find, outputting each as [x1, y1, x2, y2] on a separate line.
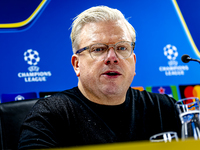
[115, 41, 133, 59]
[90, 44, 108, 61]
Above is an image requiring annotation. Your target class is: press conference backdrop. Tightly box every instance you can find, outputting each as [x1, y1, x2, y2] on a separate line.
[0, 0, 200, 103]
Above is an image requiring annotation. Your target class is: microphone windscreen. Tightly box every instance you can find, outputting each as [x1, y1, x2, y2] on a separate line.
[181, 54, 190, 63]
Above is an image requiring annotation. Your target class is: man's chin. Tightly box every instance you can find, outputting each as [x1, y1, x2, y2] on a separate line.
[102, 85, 123, 95]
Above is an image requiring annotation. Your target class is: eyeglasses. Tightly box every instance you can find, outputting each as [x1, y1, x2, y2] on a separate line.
[76, 41, 135, 61]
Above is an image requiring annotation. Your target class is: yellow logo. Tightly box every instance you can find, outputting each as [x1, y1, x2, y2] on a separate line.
[0, 0, 48, 29]
[172, 0, 200, 58]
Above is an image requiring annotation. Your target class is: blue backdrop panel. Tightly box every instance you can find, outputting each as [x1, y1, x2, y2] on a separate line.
[0, 0, 200, 102]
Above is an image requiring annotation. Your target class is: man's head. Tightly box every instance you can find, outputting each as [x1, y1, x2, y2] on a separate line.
[70, 6, 136, 53]
[71, 6, 136, 105]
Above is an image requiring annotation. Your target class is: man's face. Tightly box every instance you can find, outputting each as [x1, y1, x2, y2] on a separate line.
[72, 20, 136, 104]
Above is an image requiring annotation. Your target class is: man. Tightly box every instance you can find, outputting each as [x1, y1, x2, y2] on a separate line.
[18, 6, 181, 149]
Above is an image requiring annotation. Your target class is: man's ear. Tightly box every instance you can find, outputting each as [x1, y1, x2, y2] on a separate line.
[134, 53, 136, 76]
[71, 54, 80, 77]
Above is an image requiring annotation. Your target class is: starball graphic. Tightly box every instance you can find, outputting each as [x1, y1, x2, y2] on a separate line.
[164, 44, 178, 63]
[24, 49, 40, 66]
[18, 49, 52, 82]
[24, 49, 40, 72]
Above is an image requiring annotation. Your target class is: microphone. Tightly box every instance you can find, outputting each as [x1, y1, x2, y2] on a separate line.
[181, 54, 200, 64]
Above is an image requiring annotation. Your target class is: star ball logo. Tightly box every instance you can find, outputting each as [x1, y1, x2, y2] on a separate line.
[159, 44, 189, 76]
[24, 49, 40, 66]
[18, 49, 52, 82]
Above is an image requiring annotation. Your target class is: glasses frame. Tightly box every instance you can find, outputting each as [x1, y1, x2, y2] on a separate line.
[75, 41, 135, 61]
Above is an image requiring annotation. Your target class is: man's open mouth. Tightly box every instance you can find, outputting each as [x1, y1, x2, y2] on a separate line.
[103, 71, 121, 76]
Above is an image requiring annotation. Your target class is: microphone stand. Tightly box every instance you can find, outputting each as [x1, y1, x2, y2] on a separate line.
[189, 58, 200, 64]
[181, 54, 200, 64]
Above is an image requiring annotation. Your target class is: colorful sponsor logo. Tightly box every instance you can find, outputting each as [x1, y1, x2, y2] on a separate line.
[131, 86, 144, 91]
[159, 44, 189, 76]
[179, 84, 200, 100]
[0, 0, 49, 32]
[146, 85, 179, 100]
[172, 0, 200, 58]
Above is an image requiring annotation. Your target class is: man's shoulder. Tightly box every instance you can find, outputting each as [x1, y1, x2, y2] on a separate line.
[34, 87, 81, 110]
[130, 88, 176, 106]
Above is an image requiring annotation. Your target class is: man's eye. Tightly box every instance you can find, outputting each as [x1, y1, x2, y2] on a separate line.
[95, 48, 103, 52]
[117, 46, 127, 51]
[92, 47, 106, 52]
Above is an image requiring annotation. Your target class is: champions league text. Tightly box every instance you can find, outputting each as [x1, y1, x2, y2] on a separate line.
[18, 71, 52, 82]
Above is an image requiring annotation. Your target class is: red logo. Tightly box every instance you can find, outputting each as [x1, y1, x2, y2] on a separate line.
[179, 85, 200, 99]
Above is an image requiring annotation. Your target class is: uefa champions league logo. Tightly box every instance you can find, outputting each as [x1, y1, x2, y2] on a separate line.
[17, 49, 52, 82]
[24, 49, 40, 72]
[159, 44, 189, 76]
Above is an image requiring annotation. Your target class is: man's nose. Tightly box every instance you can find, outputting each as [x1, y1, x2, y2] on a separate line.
[104, 48, 119, 65]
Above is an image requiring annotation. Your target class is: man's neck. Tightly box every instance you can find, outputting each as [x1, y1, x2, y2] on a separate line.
[78, 83, 126, 105]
